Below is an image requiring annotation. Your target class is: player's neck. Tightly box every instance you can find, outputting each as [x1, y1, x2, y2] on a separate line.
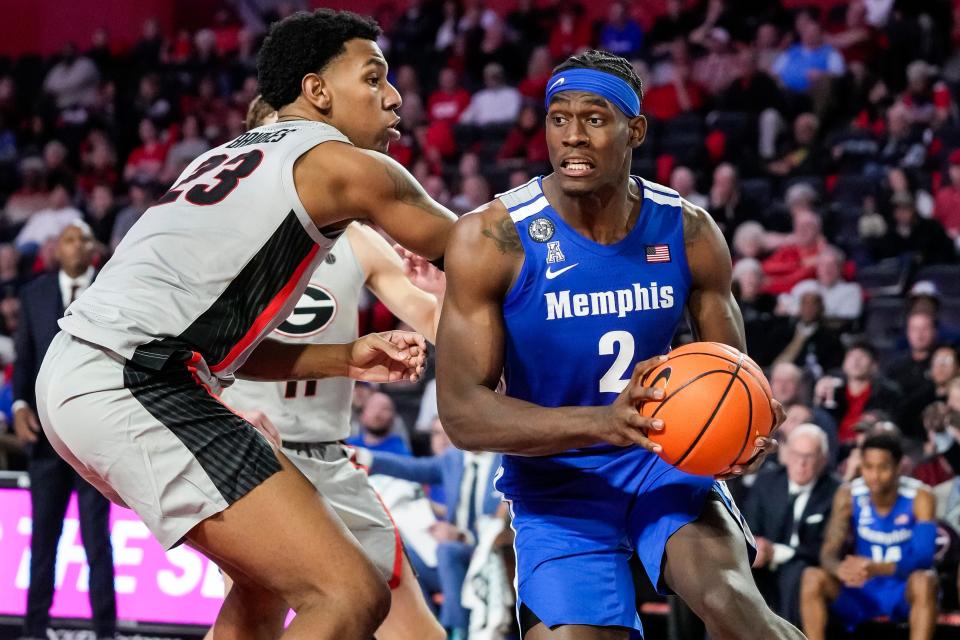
[275, 101, 329, 126]
[542, 172, 640, 245]
[870, 486, 898, 511]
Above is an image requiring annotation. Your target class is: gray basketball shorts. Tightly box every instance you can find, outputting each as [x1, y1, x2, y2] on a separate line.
[35, 331, 281, 550]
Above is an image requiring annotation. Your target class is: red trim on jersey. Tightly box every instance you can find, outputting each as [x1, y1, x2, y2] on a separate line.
[211, 244, 321, 374]
[346, 445, 405, 589]
[186, 351, 246, 420]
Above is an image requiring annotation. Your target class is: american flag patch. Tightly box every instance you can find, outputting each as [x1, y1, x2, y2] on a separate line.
[646, 244, 671, 263]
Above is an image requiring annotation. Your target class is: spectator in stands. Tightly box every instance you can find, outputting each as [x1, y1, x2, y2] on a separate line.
[767, 112, 822, 177]
[692, 27, 741, 97]
[43, 42, 100, 110]
[886, 310, 939, 406]
[903, 345, 959, 438]
[496, 105, 548, 169]
[900, 60, 954, 129]
[109, 180, 151, 251]
[647, 0, 699, 59]
[5, 157, 49, 227]
[83, 183, 117, 248]
[458, 63, 521, 127]
[428, 68, 470, 125]
[123, 118, 168, 184]
[450, 175, 490, 215]
[599, 1, 643, 59]
[347, 392, 411, 456]
[814, 341, 903, 447]
[877, 102, 928, 173]
[42, 141, 73, 188]
[771, 362, 807, 407]
[14, 221, 116, 639]
[670, 166, 707, 209]
[772, 10, 845, 96]
[772, 290, 844, 377]
[706, 163, 751, 242]
[732, 220, 770, 260]
[732, 257, 781, 365]
[745, 423, 840, 625]
[716, 47, 787, 160]
[905, 281, 960, 345]
[933, 150, 960, 241]
[358, 422, 502, 640]
[162, 115, 210, 184]
[801, 433, 938, 640]
[77, 134, 118, 198]
[517, 46, 552, 101]
[762, 208, 829, 294]
[643, 40, 705, 121]
[15, 182, 82, 254]
[778, 246, 863, 322]
[548, 3, 590, 61]
[869, 191, 956, 265]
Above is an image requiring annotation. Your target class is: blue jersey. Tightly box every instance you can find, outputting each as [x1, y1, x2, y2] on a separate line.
[499, 175, 691, 468]
[850, 476, 921, 566]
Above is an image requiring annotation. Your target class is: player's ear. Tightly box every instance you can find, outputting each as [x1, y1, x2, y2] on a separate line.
[628, 115, 647, 149]
[302, 73, 332, 112]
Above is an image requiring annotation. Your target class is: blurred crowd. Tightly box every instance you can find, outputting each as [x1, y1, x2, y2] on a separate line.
[4, 0, 960, 637]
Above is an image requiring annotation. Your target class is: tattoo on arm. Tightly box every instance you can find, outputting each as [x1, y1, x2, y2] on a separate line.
[482, 217, 523, 254]
[382, 160, 448, 219]
[820, 491, 852, 572]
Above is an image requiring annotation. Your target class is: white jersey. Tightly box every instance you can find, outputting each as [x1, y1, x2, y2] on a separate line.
[60, 120, 351, 381]
[222, 235, 365, 442]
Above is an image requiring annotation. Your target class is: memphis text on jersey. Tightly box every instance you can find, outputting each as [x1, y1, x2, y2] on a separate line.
[545, 281, 675, 321]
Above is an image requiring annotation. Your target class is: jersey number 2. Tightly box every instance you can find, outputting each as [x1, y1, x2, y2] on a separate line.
[599, 330, 635, 393]
[156, 150, 263, 206]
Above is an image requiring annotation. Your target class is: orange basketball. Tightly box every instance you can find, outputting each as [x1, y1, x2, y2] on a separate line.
[639, 342, 774, 476]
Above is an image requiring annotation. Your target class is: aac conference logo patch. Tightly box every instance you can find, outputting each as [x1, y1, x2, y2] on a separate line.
[275, 283, 337, 337]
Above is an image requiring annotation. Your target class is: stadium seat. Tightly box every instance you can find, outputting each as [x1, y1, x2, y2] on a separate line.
[832, 174, 877, 204]
[915, 264, 960, 297]
[857, 258, 911, 297]
[864, 296, 906, 357]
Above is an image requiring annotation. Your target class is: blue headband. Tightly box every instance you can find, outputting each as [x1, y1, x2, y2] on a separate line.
[544, 68, 641, 117]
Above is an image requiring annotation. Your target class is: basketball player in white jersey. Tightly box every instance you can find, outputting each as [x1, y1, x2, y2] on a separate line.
[35, 10, 458, 640]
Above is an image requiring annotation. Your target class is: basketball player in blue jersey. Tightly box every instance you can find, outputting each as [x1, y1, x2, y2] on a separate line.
[436, 49, 801, 640]
[800, 433, 939, 640]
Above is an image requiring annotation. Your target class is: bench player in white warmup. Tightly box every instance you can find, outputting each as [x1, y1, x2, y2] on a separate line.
[35, 10, 458, 640]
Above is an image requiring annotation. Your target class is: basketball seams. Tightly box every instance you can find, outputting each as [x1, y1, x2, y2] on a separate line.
[649, 368, 737, 418]
[728, 375, 754, 468]
[640, 351, 740, 386]
[673, 356, 744, 468]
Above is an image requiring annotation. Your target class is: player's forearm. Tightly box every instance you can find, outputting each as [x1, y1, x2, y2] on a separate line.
[868, 561, 897, 577]
[819, 547, 843, 577]
[237, 340, 350, 381]
[439, 384, 606, 455]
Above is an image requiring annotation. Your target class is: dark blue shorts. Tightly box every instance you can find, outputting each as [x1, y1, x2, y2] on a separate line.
[831, 578, 910, 630]
[496, 446, 754, 637]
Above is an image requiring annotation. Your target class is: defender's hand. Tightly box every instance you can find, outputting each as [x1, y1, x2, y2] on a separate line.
[347, 331, 427, 383]
[394, 244, 446, 296]
[240, 410, 281, 448]
[13, 406, 40, 445]
[599, 355, 668, 451]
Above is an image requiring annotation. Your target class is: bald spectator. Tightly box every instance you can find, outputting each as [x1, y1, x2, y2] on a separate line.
[458, 63, 521, 127]
[762, 209, 829, 294]
[778, 247, 863, 322]
[346, 392, 411, 456]
[670, 166, 707, 209]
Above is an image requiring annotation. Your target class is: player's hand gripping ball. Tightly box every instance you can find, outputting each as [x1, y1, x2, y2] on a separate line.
[639, 342, 775, 476]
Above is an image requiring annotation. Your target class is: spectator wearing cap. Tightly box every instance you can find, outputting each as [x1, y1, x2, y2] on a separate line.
[869, 191, 956, 265]
[813, 341, 903, 446]
[777, 246, 863, 322]
[458, 63, 521, 128]
[934, 150, 960, 241]
[904, 280, 960, 345]
[900, 60, 954, 129]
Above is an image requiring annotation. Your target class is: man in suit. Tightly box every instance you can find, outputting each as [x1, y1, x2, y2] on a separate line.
[743, 422, 840, 625]
[355, 418, 502, 640]
[13, 221, 116, 639]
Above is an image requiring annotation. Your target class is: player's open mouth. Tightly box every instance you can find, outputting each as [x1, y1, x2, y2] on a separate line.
[560, 158, 595, 177]
[386, 119, 402, 141]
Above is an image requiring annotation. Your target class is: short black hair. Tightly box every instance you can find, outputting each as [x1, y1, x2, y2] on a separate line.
[552, 50, 643, 110]
[257, 9, 382, 110]
[846, 339, 877, 361]
[861, 432, 903, 464]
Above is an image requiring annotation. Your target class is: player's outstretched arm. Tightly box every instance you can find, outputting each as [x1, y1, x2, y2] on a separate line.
[294, 142, 456, 260]
[436, 204, 665, 456]
[237, 331, 426, 383]
[348, 223, 443, 343]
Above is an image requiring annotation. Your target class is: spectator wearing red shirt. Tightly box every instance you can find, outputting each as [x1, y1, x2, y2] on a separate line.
[933, 149, 960, 239]
[497, 105, 548, 169]
[518, 46, 553, 101]
[762, 208, 829, 294]
[123, 118, 168, 184]
[548, 3, 591, 60]
[427, 68, 470, 125]
[643, 57, 705, 121]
